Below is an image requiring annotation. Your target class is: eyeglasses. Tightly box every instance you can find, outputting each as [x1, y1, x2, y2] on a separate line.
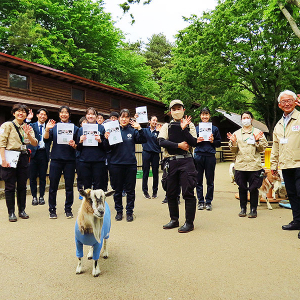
[280, 100, 294, 105]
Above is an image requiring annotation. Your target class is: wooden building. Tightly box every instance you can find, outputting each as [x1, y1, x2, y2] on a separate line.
[0, 53, 166, 125]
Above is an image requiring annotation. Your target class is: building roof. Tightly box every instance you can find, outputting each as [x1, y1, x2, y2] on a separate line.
[0, 52, 165, 107]
[216, 109, 269, 133]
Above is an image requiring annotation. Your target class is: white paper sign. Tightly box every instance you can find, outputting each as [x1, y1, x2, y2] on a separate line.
[57, 123, 74, 144]
[198, 122, 212, 141]
[103, 120, 123, 145]
[0, 150, 21, 168]
[136, 106, 148, 124]
[82, 124, 99, 146]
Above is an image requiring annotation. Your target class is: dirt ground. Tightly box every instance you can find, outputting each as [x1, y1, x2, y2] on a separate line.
[0, 161, 299, 300]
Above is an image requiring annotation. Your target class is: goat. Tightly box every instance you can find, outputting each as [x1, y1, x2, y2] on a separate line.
[75, 188, 114, 277]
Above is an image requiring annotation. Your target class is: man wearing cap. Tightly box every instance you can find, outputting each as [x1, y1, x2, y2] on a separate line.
[158, 100, 198, 233]
[194, 107, 221, 211]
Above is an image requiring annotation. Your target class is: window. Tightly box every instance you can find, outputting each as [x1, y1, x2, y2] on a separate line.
[9, 73, 29, 90]
[111, 98, 120, 110]
[72, 88, 85, 101]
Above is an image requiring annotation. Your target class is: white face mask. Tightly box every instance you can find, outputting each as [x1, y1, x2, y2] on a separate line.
[242, 119, 252, 127]
[171, 110, 184, 120]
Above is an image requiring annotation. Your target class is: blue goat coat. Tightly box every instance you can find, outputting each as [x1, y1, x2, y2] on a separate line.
[75, 202, 111, 260]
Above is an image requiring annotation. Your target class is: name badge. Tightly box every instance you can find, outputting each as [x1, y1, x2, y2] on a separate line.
[247, 136, 255, 144]
[280, 138, 288, 144]
[24, 138, 30, 144]
[20, 145, 27, 151]
[292, 125, 300, 132]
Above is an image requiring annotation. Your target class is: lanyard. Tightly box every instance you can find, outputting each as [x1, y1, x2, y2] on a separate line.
[242, 127, 254, 142]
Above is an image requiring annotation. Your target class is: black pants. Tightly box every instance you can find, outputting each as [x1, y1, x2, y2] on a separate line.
[109, 164, 137, 215]
[194, 154, 216, 205]
[48, 160, 75, 213]
[29, 149, 48, 198]
[76, 158, 84, 191]
[165, 157, 197, 224]
[80, 161, 107, 191]
[142, 151, 159, 195]
[1, 153, 29, 214]
[234, 170, 263, 210]
[282, 168, 300, 223]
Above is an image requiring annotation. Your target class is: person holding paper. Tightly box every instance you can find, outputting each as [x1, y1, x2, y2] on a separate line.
[0, 104, 38, 222]
[158, 100, 198, 233]
[27, 108, 51, 206]
[104, 109, 146, 222]
[44, 106, 79, 219]
[77, 107, 107, 191]
[227, 111, 267, 218]
[270, 90, 300, 234]
[194, 107, 221, 211]
[141, 115, 162, 199]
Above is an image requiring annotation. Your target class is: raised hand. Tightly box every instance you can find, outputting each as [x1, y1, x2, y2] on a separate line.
[27, 109, 34, 121]
[227, 132, 237, 143]
[46, 119, 56, 130]
[253, 131, 263, 141]
[180, 115, 192, 130]
[23, 123, 33, 135]
[129, 119, 141, 130]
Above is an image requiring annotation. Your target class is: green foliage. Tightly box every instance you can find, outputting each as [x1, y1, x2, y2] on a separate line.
[0, 0, 159, 99]
[161, 0, 300, 136]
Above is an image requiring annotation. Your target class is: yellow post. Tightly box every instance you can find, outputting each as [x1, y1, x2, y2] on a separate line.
[264, 148, 272, 169]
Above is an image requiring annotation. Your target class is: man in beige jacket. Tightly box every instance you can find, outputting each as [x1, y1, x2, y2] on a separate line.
[270, 90, 300, 234]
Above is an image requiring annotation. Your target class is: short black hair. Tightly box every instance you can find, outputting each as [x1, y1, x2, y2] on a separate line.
[200, 107, 211, 114]
[79, 116, 87, 126]
[241, 111, 254, 119]
[97, 112, 104, 118]
[149, 115, 157, 121]
[11, 104, 29, 115]
[120, 109, 130, 118]
[110, 111, 120, 118]
[86, 107, 97, 116]
[58, 105, 71, 116]
[37, 108, 49, 117]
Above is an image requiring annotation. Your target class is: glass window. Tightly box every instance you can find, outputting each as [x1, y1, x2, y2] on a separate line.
[72, 88, 85, 101]
[9, 73, 29, 89]
[111, 98, 120, 109]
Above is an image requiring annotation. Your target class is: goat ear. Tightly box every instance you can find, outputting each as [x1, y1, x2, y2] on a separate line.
[79, 189, 87, 198]
[105, 190, 115, 198]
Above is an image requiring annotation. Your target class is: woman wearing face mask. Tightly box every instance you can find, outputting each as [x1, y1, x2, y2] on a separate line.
[227, 111, 268, 218]
[76, 107, 107, 192]
[44, 106, 79, 219]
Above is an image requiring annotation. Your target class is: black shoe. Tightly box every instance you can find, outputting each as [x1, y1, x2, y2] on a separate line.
[65, 211, 73, 219]
[9, 212, 17, 222]
[163, 220, 179, 229]
[126, 214, 134, 222]
[152, 193, 158, 199]
[39, 197, 45, 205]
[162, 197, 168, 204]
[32, 197, 38, 206]
[198, 203, 205, 210]
[248, 208, 257, 218]
[49, 212, 57, 219]
[115, 212, 123, 221]
[143, 193, 151, 199]
[282, 221, 300, 230]
[238, 208, 247, 217]
[178, 222, 194, 233]
[19, 211, 29, 219]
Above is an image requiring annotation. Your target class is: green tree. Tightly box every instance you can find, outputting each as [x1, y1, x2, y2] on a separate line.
[0, 0, 159, 99]
[161, 0, 300, 136]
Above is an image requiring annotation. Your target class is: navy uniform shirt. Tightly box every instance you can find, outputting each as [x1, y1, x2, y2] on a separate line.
[194, 124, 221, 156]
[44, 122, 79, 161]
[76, 124, 106, 162]
[105, 125, 147, 165]
[142, 127, 161, 153]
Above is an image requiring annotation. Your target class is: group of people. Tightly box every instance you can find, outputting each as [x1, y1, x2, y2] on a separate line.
[1, 89, 300, 237]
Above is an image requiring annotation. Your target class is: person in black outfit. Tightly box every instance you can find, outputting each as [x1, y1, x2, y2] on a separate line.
[28, 108, 51, 206]
[158, 100, 198, 233]
[44, 106, 78, 219]
[104, 109, 147, 222]
[77, 107, 107, 191]
[194, 107, 221, 211]
[141, 115, 162, 199]
[0, 104, 38, 222]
